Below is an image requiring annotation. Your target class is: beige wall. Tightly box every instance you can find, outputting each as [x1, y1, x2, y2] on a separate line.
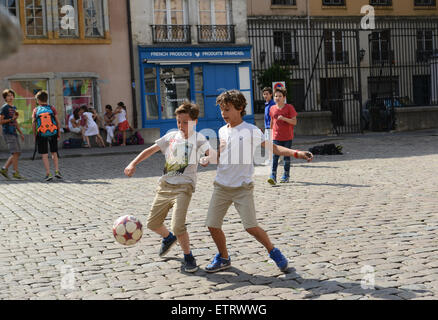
[247, 0, 307, 16]
[248, 0, 438, 17]
[310, 0, 438, 16]
[0, 0, 132, 128]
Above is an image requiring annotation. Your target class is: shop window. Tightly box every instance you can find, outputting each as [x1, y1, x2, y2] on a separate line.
[144, 68, 159, 120]
[9, 79, 48, 134]
[193, 66, 205, 118]
[159, 67, 191, 119]
[63, 79, 94, 126]
[58, 0, 79, 38]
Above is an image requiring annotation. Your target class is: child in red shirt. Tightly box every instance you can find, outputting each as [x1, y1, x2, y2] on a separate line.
[268, 87, 297, 185]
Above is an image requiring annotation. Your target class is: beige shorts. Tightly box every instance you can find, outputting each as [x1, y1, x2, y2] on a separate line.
[206, 181, 258, 230]
[147, 181, 193, 236]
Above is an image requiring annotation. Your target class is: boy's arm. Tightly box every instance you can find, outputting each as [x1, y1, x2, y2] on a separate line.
[278, 115, 297, 126]
[54, 113, 61, 139]
[261, 140, 313, 162]
[124, 144, 161, 177]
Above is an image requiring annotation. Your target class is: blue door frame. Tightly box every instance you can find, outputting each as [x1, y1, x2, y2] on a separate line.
[139, 52, 254, 137]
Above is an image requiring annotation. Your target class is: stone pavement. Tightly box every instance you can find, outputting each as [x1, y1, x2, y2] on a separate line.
[0, 129, 437, 300]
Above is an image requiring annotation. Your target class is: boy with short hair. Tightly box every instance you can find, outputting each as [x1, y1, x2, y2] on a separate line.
[124, 101, 212, 273]
[32, 90, 62, 181]
[201, 89, 312, 273]
[0, 89, 25, 180]
[262, 87, 275, 166]
[268, 87, 298, 185]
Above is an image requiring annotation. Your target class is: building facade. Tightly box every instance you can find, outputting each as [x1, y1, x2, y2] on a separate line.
[0, 0, 132, 141]
[130, 0, 253, 137]
[248, 0, 438, 133]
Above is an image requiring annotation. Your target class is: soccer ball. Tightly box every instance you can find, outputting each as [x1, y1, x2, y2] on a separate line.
[112, 215, 143, 246]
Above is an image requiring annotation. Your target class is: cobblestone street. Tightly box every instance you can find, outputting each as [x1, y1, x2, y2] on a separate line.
[0, 130, 437, 300]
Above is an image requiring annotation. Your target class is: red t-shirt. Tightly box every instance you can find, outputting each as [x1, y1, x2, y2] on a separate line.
[269, 104, 298, 141]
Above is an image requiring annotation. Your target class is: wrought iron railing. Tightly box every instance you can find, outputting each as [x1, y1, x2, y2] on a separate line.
[151, 25, 191, 44]
[197, 25, 235, 43]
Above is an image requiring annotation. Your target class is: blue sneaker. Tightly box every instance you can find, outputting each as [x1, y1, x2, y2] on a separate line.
[280, 174, 290, 183]
[159, 232, 177, 257]
[267, 174, 277, 185]
[269, 248, 288, 272]
[205, 253, 231, 273]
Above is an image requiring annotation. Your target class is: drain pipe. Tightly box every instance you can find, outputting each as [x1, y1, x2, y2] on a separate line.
[126, 0, 138, 128]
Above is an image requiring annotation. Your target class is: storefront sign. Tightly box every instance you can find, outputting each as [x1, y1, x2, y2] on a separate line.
[141, 46, 252, 62]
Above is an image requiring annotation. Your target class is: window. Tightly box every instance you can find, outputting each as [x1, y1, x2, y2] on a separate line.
[9, 79, 48, 134]
[414, 0, 436, 6]
[159, 67, 191, 119]
[198, 0, 233, 42]
[154, 0, 188, 25]
[370, 0, 392, 5]
[324, 30, 348, 64]
[273, 30, 298, 65]
[0, 0, 18, 16]
[193, 66, 205, 118]
[322, 0, 345, 5]
[63, 79, 94, 126]
[370, 30, 392, 64]
[144, 68, 159, 120]
[417, 30, 434, 62]
[13, 0, 109, 43]
[58, 0, 78, 37]
[271, 0, 296, 5]
[153, 0, 189, 43]
[83, 0, 105, 37]
[24, 0, 47, 38]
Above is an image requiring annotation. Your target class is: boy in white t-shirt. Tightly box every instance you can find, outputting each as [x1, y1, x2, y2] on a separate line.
[124, 102, 212, 273]
[201, 89, 313, 273]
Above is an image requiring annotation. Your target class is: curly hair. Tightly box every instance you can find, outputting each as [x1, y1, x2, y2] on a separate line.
[216, 89, 247, 117]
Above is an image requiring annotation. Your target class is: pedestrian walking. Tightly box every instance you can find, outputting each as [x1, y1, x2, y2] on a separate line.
[267, 87, 298, 185]
[32, 90, 62, 181]
[0, 89, 25, 180]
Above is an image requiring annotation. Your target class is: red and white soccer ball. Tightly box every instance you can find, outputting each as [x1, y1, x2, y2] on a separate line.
[112, 215, 143, 246]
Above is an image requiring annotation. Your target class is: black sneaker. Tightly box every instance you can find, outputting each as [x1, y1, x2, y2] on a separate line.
[45, 173, 53, 182]
[55, 170, 63, 179]
[159, 233, 177, 257]
[183, 254, 198, 273]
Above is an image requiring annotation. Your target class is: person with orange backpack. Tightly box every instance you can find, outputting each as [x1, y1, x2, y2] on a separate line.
[32, 90, 62, 181]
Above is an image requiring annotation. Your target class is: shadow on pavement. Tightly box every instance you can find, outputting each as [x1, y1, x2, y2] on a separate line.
[188, 266, 431, 300]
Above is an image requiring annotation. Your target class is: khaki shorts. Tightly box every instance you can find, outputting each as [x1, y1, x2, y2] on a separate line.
[206, 181, 258, 230]
[147, 181, 193, 236]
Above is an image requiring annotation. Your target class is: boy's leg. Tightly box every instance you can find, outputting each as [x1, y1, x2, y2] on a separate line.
[208, 227, 229, 259]
[170, 184, 193, 255]
[281, 140, 292, 182]
[11, 152, 20, 172]
[245, 227, 274, 253]
[51, 152, 59, 172]
[41, 154, 51, 175]
[205, 182, 233, 264]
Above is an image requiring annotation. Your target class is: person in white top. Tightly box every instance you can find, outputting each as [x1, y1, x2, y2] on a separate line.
[114, 102, 131, 146]
[124, 101, 214, 273]
[78, 105, 105, 148]
[200, 89, 313, 273]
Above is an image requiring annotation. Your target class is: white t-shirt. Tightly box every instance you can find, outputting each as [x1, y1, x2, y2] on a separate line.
[68, 114, 79, 131]
[155, 130, 210, 190]
[215, 121, 265, 187]
[117, 109, 127, 123]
